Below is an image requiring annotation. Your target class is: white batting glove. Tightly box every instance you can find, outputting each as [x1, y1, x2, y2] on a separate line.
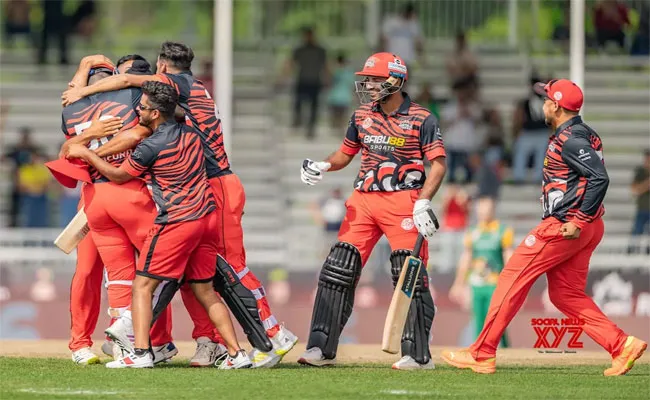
[301, 159, 331, 186]
[413, 199, 440, 239]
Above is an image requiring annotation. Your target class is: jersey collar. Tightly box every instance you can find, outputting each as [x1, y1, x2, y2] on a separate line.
[554, 115, 582, 136]
[371, 93, 411, 116]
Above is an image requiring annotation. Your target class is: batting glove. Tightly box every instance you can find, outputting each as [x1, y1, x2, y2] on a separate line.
[413, 199, 440, 239]
[301, 159, 331, 186]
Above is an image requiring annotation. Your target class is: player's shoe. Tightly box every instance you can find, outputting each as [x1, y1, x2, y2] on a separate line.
[105, 351, 154, 369]
[604, 336, 647, 376]
[250, 325, 299, 368]
[104, 317, 134, 355]
[189, 337, 227, 367]
[152, 342, 178, 364]
[440, 348, 496, 374]
[71, 347, 100, 365]
[101, 340, 123, 359]
[297, 347, 337, 367]
[392, 355, 435, 370]
[215, 350, 253, 370]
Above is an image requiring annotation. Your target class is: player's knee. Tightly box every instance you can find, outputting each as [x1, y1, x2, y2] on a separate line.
[320, 242, 362, 288]
[133, 275, 159, 295]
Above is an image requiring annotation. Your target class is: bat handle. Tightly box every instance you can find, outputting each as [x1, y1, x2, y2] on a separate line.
[413, 234, 424, 255]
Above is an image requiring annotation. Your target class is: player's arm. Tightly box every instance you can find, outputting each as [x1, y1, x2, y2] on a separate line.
[326, 114, 360, 171]
[65, 145, 134, 184]
[450, 234, 473, 303]
[94, 125, 153, 157]
[501, 227, 515, 263]
[68, 55, 114, 89]
[62, 74, 163, 105]
[561, 135, 610, 229]
[418, 114, 447, 200]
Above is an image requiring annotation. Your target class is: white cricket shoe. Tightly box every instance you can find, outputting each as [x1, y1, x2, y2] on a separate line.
[106, 351, 154, 369]
[297, 347, 336, 367]
[190, 337, 227, 367]
[153, 342, 178, 364]
[250, 325, 299, 368]
[391, 355, 435, 370]
[215, 350, 253, 369]
[71, 347, 100, 365]
[101, 340, 123, 359]
[104, 317, 134, 355]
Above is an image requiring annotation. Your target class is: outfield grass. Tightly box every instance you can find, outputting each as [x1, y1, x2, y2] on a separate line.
[1, 357, 648, 400]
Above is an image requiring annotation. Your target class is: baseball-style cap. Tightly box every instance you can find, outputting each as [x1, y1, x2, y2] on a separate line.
[533, 79, 584, 112]
[45, 158, 92, 188]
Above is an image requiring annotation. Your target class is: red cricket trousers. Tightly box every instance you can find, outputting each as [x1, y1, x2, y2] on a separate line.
[470, 217, 628, 361]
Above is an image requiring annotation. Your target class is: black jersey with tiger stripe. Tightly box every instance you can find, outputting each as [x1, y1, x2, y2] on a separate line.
[156, 71, 230, 179]
[542, 116, 608, 228]
[340, 94, 446, 192]
[121, 121, 216, 225]
[61, 88, 141, 183]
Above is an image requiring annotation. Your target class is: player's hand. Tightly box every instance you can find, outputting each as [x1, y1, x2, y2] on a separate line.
[62, 87, 84, 107]
[301, 159, 331, 186]
[413, 199, 439, 239]
[560, 222, 581, 239]
[85, 116, 123, 139]
[82, 54, 112, 66]
[65, 144, 90, 160]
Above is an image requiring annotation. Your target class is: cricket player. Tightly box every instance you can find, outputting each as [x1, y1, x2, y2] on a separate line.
[298, 52, 446, 370]
[62, 42, 298, 368]
[58, 56, 173, 364]
[441, 79, 647, 375]
[67, 81, 252, 369]
[449, 197, 513, 347]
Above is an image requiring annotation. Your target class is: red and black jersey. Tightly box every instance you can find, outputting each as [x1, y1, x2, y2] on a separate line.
[340, 94, 446, 192]
[121, 121, 216, 225]
[542, 116, 608, 228]
[157, 72, 230, 179]
[61, 88, 141, 183]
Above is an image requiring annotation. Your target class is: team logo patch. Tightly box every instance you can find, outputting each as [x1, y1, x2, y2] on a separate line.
[553, 91, 563, 101]
[399, 120, 412, 130]
[401, 218, 415, 231]
[364, 57, 378, 68]
[362, 117, 373, 129]
[525, 235, 537, 247]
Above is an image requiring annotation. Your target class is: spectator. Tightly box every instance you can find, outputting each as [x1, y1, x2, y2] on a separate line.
[511, 75, 549, 184]
[438, 184, 470, 273]
[441, 79, 485, 184]
[70, 1, 96, 40]
[3, 127, 39, 227]
[594, 0, 630, 51]
[629, 149, 650, 254]
[283, 26, 328, 140]
[552, 8, 571, 51]
[380, 2, 424, 78]
[310, 187, 347, 256]
[472, 153, 503, 201]
[483, 107, 506, 165]
[38, 0, 68, 65]
[630, 2, 650, 56]
[197, 60, 214, 97]
[326, 53, 355, 130]
[59, 185, 81, 227]
[3, 0, 31, 48]
[18, 151, 50, 227]
[445, 31, 478, 92]
[415, 82, 445, 120]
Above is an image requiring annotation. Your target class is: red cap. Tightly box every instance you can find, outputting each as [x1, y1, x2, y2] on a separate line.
[45, 158, 91, 188]
[356, 52, 408, 81]
[533, 79, 584, 112]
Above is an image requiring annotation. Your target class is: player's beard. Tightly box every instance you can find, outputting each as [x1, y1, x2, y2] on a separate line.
[139, 116, 152, 128]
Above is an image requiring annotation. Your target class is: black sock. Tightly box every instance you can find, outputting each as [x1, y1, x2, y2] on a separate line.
[134, 348, 149, 357]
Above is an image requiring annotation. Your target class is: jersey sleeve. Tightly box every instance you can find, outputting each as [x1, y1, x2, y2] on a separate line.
[561, 135, 609, 228]
[419, 114, 446, 161]
[120, 139, 158, 177]
[501, 227, 514, 248]
[130, 88, 143, 111]
[339, 113, 361, 155]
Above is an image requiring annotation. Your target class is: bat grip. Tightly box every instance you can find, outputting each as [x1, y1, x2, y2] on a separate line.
[413, 234, 424, 255]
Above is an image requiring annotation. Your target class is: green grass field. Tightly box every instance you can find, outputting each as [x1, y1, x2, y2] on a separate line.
[1, 357, 648, 400]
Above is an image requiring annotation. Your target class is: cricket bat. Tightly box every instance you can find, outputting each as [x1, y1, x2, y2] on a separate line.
[54, 207, 89, 254]
[382, 234, 425, 354]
